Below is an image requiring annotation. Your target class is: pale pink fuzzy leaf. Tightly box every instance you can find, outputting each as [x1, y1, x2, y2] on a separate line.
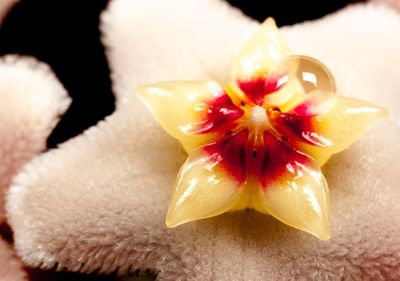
[0, 56, 70, 222]
[0, 0, 18, 25]
[373, 0, 400, 11]
[6, 2, 400, 281]
[0, 237, 26, 281]
[100, 0, 256, 107]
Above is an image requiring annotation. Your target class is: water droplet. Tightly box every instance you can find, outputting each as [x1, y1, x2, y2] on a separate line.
[266, 55, 337, 116]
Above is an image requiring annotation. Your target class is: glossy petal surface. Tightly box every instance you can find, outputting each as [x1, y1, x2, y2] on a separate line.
[138, 16, 386, 238]
[168, 128, 331, 240]
[255, 132, 330, 240]
[166, 135, 247, 227]
[270, 96, 387, 164]
[136, 81, 244, 152]
[6, 2, 400, 279]
[231, 18, 289, 105]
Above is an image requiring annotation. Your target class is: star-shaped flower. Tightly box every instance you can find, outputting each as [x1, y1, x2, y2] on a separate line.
[136, 19, 386, 240]
[4, 1, 400, 280]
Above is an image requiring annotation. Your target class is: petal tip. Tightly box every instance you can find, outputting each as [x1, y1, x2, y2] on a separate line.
[360, 103, 389, 129]
[369, 103, 389, 119]
[379, 106, 389, 118]
[264, 17, 277, 27]
[308, 219, 331, 241]
[165, 219, 178, 228]
[134, 84, 148, 97]
[165, 208, 190, 228]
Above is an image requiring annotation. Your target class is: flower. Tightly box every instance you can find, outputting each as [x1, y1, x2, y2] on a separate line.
[136, 18, 386, 240]
[5, 1, 400, 279]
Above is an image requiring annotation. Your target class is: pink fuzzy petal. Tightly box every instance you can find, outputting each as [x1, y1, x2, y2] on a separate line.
[0, 238, 26, 281]
[0, 56, 70, 222]
[0, 0, 18, 25]
[100, 0, 257, 106]
[374, 0, 400, 11]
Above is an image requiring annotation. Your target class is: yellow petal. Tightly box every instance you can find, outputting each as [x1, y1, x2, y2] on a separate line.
[231, 18, 289, 86]
[310, 96, 387, 148]
[256, 153, 330, 240]
[166, 146, 245, 227]
[270, 96, 388, 165]
[136, 81, 244, 152]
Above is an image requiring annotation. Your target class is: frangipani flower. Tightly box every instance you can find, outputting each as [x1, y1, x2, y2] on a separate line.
[136, 19, 386, 240]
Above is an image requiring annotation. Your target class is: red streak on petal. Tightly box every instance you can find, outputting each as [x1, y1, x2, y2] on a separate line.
[238, 78, 267, 105]
[291, 101, 312, 116]
[195, 93, 244, 134]
[265, 75, 285, 95]
[259, 131, 313, 188]
[237, 76, 286, 105]
[204, 129, 249, 183]
[291, 99, 329, 117]
[271, 112, 331, 147]
[199, 92, 324, 187]
[203, 128, 315, 189]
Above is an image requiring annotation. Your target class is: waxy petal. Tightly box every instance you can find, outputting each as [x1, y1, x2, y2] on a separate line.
[254, 131, 330, 240]
[166, 137, 247, 227]
[136, 81, 244, 152]
[271, 96, 387, 165]
[258, 171, 330, 240]
[231, 18, 289, 105]
[6, 2, 400, 280]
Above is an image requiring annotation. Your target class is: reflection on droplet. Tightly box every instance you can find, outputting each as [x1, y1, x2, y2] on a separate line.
[272, 55, 336, 94]
[266, 55, 337, 116]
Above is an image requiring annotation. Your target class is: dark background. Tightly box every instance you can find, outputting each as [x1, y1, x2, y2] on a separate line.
[0, 0, 364, 280]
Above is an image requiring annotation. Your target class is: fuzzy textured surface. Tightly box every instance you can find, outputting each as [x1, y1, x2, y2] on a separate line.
[0, 56, 70, 222]
[377, 0, 400, 10]
[6, 1, 400, 280]
[0, 56, 69, 280]
[0, 238, 26, 281]
[0, 0, 18, 24]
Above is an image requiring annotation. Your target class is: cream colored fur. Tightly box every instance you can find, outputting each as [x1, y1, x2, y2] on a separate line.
[5, 1, 400, 280]
[0, 56, 70, 280]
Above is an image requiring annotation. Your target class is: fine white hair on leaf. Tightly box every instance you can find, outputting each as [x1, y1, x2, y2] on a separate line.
[0, 238, 26, 281]
[0, 55, 71, 222]
[0, 0, 18, 25]
[5, 1, 400, 281]
[372, 0, 400, 11]
[100, 0, 257, 107]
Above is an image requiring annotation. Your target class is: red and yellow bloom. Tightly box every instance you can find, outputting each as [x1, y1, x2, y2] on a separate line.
[136, 18, 386, 240]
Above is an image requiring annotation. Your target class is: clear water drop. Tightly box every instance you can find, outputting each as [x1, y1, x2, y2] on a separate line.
[266, 55, 337, 116]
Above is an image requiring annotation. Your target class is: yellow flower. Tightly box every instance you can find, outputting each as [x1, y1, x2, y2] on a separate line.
[136, 18, 386, 240]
